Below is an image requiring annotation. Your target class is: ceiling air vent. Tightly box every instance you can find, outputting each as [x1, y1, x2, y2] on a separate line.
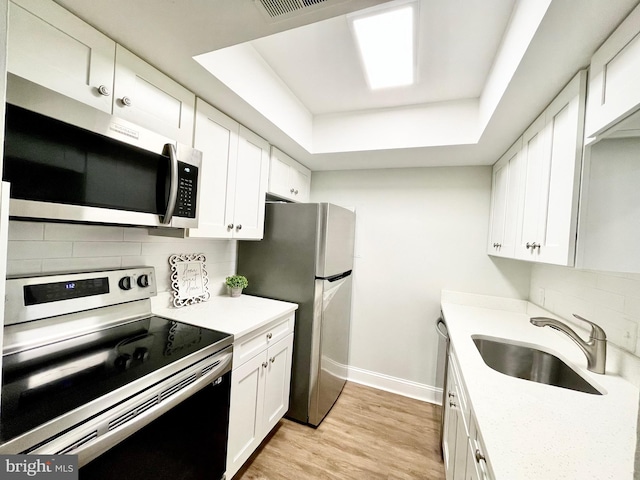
[255, 0, 347, 22]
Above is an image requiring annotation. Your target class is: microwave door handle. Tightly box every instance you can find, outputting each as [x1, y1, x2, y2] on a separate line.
[162, 143, 179, 225]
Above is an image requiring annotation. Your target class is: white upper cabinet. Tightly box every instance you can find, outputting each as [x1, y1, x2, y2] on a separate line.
[8, 0, 116, 113]
[112, 45, 195, 145]
[514, 70, 587, 266]
[584, 3, 640, 141]
[189, 99, 268, 240]
[268, 147, 311, 203]
[487, 137, 523, 258]
[7, 0, 195, 144]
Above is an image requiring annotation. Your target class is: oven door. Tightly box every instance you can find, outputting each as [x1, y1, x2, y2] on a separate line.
[79, 371, 231, 480]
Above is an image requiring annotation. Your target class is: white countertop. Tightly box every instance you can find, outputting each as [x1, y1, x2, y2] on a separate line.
[441, 291, 639, 480]
[151, 292, 298, 339]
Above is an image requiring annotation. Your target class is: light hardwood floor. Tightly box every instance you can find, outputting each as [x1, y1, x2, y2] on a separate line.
[234, 382, 445, 480]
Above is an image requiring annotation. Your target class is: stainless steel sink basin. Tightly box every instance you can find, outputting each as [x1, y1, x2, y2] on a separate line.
[472, 336, 602, 395]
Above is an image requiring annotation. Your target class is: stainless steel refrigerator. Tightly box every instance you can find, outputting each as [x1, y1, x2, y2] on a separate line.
[237, 202, 355, 426]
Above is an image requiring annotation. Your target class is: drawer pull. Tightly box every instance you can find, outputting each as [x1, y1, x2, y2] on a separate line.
[266, 333, 273, 340]
[270, 357, 275, 363]
[262, 362, 268, 368]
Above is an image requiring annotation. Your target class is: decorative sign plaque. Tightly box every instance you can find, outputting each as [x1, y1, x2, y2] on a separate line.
[169, 253, 210, 307]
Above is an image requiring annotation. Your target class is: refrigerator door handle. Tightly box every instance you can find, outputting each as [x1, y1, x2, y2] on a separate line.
[318, 270, 352, 282]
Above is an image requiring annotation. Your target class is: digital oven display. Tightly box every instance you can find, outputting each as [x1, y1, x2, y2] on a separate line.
[24, 277, 110, 305]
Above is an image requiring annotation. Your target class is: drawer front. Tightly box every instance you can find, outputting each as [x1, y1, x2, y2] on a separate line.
[233, 313, 294, 368]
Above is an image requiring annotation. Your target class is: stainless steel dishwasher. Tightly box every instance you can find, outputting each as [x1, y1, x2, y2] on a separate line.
[435, 313, 449, 457]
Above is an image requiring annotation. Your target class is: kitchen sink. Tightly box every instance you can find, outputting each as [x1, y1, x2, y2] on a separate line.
[472, 336, 602, 395]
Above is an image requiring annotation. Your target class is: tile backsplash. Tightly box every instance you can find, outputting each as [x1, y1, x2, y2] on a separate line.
[6, 221, 237, 298]
[529, 264, 640, 355]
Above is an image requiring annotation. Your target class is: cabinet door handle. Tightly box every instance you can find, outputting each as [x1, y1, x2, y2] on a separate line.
[97, 85, 111, 96]
[290, 188, 295, 194]
[121, 96, 132, 107]
[294, 189, 299, 195]
[475, 448, 489, 477]
[270, 357, 275, 363]
[266, 333, 273, 340]
[448, 391, 455, 398]
[526, 242, 540, 250]
[262, 362, 268, 368]
[227, 223, 234, 230]
[236, 224, 242, 231]
[449, 401, 457, 408]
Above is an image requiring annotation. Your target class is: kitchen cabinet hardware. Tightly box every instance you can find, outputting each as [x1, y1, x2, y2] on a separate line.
[227, 224, 234, 229]
[449, 401, 457, 408]
[290, 188, 295, 193]
[475, 449, 486, 463]
[262, 361, 268, 368]
[97, 85, 111, 96]
[120, 96, 132, 107]
[266, 332, 273, 340]
[526, 242, 540, 250]
[235, 224, 242, 231]
[270, 357, 275, 363]
[448, 391, 455, 398]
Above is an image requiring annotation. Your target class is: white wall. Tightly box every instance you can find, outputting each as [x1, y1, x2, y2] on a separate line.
[7, 221, 237, 301]
[311, 166, 532, 402]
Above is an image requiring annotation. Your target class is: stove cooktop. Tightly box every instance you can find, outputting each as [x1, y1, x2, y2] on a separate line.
[0, 316, 231, 445]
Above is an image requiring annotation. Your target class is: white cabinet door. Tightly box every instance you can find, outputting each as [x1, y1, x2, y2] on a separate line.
[536, 75, 585, 265]
[113, 45, 195, 145]
[232, 127, 269, 240]
[487, 138, 522, 258]
[8, 0, 115, 113]
[262, 334, 294, 434]
[268, 147, 311, 203]
[189, 100, 268, 240]
[515, 70, 586, 266]
[585, 3, 640, 139]
[189, 99, 238, 239]
[226, 351, 267, 479]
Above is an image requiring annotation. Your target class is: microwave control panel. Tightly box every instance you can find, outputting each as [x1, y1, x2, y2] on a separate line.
[176, 162, 198, 219]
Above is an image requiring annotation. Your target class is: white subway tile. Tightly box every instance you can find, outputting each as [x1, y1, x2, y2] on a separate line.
[42, 257, 122, 273]
[596, 274, 640, 299]
[73, 242, 141, 258]
[45, 223, 124, 241]
[6, 259, 42, 276]
[8, 241, 72, 260]
[8, 221, 44, 241]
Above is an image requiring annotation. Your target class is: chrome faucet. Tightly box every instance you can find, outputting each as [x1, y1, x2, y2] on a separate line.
[530, 314, 607, 374]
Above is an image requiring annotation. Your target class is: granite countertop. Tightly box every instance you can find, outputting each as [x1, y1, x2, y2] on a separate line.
[441, 291, 639, 480]
[151, 292, 298, 339]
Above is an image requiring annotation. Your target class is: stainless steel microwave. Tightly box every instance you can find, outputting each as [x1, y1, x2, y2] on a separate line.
[2, 74, 202, 229]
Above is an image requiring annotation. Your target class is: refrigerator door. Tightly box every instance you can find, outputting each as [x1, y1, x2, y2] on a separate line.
[316, 204, 355, 278]
[308, 272, 352, 426]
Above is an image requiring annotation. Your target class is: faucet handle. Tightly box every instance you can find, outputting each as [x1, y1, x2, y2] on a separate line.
[572, 314, 607, 340]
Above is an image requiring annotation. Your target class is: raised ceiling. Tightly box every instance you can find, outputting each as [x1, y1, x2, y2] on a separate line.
[53, 0, 640, 171]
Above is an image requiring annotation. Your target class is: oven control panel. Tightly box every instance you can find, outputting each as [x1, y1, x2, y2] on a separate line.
[5, 267, 157, 326]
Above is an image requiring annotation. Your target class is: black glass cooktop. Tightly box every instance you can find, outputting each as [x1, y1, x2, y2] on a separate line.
[0, 316, 231, 445]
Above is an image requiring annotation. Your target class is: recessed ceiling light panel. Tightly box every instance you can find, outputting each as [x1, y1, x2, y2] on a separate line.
[349, 0, 418, 90]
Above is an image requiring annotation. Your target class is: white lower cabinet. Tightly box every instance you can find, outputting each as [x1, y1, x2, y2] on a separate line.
[443, 350, 493, 480]
[226, 314, 294, 479]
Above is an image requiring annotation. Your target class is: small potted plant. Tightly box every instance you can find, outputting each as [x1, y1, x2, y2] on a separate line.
[225, 275, 248, 297]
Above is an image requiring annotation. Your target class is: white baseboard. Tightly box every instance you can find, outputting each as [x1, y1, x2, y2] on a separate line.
[347, 365, 442, 405]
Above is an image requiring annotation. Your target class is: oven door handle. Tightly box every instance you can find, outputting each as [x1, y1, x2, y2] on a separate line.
[161, 143, 179, 225]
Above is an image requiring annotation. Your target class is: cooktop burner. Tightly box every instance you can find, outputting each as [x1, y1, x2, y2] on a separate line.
[1, 315, 230, 445]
